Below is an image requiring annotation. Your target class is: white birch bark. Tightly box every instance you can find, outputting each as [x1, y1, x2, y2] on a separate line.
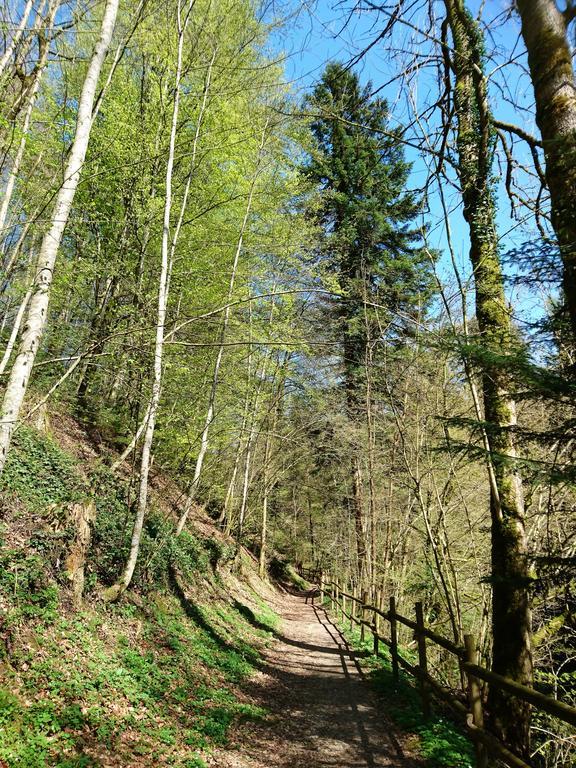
[235, 301, 266, 549]
[111, 50, 215, 475]
[105, 0, 193, 599]
[258, 355, 286, 576]
[220, 393, 249, 532]
[0, 284, 33, 375]
[91, 0, 147, 121]
[226, 290, 277, 538]
[0, 0, 58, 242]
[175, 174, 257, 534]
[1, 195, 42, 276]
[0, 0, 35, 79]
[236, 429, 253, 544]
[258, 419, 273, 578]
[0, 0, 119, 473]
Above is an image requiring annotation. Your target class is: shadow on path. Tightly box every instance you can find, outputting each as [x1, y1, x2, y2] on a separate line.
[234, 597, 372, 658]
[214, 592, 418, 768]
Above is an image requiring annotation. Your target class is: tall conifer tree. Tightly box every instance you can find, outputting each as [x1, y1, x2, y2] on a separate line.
[307, 62, 431, 583]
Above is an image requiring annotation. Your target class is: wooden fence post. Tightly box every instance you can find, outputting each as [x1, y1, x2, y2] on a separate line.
[390, 595, 399, 685]
[372, 611, 379, 657]
[415, 601, 431, 718]
[464, 634, 488, 768]
[360, 590, 368, 643]
[350, 584, 356, 631]
[342, 585, 346, 623]
[373, 589, 381, 657]
[319, 570, 324, 603]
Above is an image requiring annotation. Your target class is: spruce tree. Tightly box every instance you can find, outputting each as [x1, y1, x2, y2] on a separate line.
[307, 62, 430, 407]
[306, 62, 431, 583]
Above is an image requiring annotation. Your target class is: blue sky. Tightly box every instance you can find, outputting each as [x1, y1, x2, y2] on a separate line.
[269, 0, 549, 330]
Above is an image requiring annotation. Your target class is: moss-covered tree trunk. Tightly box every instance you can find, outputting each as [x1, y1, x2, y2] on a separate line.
[444, 0, 533, 756]
[515, 0, 576, 343]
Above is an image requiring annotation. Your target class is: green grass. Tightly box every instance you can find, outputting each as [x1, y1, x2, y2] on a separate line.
[0, 423, 280, 767]
[333, 619, 474, 768]
[0, 590, 275, 767]
[0, 423, 278, 767]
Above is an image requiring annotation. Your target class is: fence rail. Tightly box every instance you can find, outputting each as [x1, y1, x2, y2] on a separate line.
[298, 567, 576, 768]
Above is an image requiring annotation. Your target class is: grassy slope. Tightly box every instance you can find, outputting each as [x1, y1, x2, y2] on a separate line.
[0, 416, 279, 768]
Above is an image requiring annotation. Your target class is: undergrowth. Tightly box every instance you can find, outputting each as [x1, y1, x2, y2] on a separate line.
[332, 615, 474, 768]
[0, 424, 278, 767]
[0, 591, 275, 767]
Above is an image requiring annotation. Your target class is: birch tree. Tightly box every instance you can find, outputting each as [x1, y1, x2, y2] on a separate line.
[0, 0, 120, 472]
[104, 0, 194, 601]
[175, 119, 270, 535]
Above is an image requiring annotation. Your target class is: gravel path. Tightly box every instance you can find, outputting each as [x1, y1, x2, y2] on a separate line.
[209, 591, 419, 768]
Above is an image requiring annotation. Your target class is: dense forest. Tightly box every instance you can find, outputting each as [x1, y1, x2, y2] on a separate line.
[0, 0, 575, 766]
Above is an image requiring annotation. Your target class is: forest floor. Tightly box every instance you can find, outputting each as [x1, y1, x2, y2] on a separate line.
[208, 589, 420, 768]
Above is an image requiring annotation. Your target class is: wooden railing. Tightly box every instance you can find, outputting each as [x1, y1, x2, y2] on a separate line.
[298, 568, 576, 768]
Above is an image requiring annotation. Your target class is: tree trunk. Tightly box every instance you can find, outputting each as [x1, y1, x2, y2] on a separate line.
[64, 500, 96, 609]
[258, 371, 283, 578]
[104, 0, 193, 600]
[236, 434, 253, 549]
[221, 419, 245, 532]
[352, 455, 367, 585]
[308, 495, 316, 567]
[176, 178, 257, 534]
[112, 51, 214, 489]
[0, 0, 57, 242]
[444, 0, 533, 756]
[0, 0, 119, 473]
[0, 0, 35, 80]
[0, 284, 32, 376]
[515, 0, 576, 343]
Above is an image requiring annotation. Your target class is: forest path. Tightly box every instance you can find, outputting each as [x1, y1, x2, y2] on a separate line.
[208, 591, 419, 768]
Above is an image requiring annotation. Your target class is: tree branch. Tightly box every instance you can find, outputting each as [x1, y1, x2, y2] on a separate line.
[493, 118, 543, 148]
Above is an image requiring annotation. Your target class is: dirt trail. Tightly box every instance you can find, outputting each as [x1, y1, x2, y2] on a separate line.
[209, 591, 419, 768]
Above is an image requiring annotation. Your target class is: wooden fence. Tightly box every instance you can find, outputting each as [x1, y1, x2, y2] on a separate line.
[298, 568, 576, 768]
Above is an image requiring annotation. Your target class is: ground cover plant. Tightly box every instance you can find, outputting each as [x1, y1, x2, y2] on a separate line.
[0, 424, 276, 767]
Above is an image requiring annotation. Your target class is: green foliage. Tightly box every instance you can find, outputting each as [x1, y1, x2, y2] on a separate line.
[0, 586, 275, 767]
[0, 422, 275, 766]
[169, 530, 212, 576]
[0, 549, 59, 624]
[0, 426, 85, 511]
[87, 464, 132, 585]
[88, 463, 215, 590]
[532, 669, 576, 766]
[269, 556, 310, 591]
